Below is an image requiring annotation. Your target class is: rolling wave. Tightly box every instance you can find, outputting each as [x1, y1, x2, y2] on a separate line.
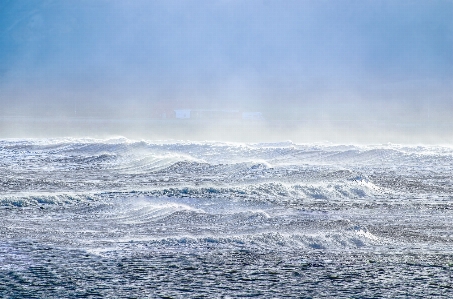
[2, 138, 453, 298]
[1, 138, 452, 206]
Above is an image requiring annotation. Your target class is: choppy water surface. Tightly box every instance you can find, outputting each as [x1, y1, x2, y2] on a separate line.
[1, 138, 452, 298]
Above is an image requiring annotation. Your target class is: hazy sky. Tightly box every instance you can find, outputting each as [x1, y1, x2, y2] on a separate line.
[0, 0, 452, 121]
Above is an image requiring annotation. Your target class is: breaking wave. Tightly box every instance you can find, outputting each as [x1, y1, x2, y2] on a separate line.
[1, 137, 452, 207]
[1, 137, 453, 250]
[2, 138, 453, 298]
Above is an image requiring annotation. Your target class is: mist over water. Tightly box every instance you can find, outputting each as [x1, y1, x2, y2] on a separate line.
[1, 1, 453, 298]
[2, 117, 453, 144]
[1, 0, 452, 144]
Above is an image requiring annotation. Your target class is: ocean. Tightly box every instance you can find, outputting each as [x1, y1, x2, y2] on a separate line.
[1, 138, 452, 298]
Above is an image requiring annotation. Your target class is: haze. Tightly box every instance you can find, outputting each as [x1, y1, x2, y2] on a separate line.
[1, 0, 452, 143]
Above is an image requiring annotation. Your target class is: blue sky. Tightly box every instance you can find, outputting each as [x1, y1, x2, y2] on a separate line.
[0, 0, 452, 120]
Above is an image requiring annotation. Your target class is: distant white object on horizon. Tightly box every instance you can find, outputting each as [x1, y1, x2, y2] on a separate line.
[242, 112, 264, 120]
[174, 109, 240, 119]
[174, 109, 191, 119]
[174, 109, 264, 120]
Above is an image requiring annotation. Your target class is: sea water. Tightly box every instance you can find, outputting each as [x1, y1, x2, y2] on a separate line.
[1, 138, 452, 298]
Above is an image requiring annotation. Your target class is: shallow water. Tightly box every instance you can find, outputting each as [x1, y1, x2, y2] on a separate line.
[1, 138, 452, 297]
